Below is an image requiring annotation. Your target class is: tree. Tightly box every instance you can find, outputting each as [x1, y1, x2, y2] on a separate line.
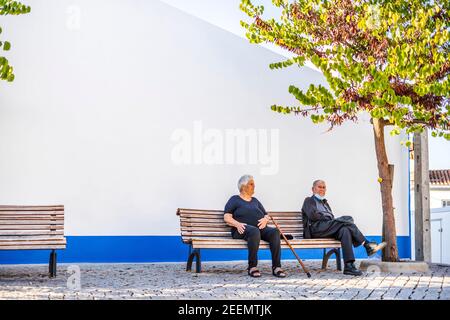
[240, 0, 449, 262]
[0, 0, 30, 82]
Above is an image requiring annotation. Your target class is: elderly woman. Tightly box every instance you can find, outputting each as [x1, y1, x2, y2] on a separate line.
[224, 175, 286, 278]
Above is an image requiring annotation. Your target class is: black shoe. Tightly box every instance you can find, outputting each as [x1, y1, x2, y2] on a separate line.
[343, 262, 363, 276]
[364, 241, 387, 257]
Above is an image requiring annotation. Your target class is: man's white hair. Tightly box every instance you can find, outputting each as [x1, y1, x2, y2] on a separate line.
[313, 180, 326, 188]
[238, 175, 254, 192]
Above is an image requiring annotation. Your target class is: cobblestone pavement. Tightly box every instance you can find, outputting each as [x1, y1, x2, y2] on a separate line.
[0, 260, 449, 300]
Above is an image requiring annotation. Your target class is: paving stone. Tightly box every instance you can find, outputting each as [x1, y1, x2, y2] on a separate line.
[0, 261, 449, 300]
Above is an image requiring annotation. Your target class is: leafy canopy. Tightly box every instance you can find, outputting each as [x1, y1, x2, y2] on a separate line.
[0, 0, 31, 82]
[240, 0, 449, 143]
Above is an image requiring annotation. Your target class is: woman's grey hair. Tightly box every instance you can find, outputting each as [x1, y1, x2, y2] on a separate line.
[238, 175, 254, 192]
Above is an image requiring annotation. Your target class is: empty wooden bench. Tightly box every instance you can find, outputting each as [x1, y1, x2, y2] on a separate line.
[0, 205, 66, 277]
[177, 208, 342, 273]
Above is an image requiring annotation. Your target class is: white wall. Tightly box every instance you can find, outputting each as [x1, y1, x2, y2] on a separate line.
[0, 0, 410, 237]
[430, 188, 450, 208]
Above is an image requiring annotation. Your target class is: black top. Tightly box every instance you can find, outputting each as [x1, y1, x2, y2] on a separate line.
[301, 196, 334, 238]
[301, 196, 334, 223]
[224, 195, 267, 228]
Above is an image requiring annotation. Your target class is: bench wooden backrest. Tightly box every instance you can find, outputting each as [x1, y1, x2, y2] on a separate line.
[177, 208, 303, 244]
[0, 205, 66, 250]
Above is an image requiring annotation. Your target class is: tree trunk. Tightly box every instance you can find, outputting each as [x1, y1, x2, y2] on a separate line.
[372, 118, 399, 262]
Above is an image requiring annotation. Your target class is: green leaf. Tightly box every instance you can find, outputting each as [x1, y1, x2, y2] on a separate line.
[239, 0, 450, 148]
[3, 41, 11, 51]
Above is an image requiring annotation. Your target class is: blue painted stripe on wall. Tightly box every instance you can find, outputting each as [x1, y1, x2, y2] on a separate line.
[0, 235, 411, 265]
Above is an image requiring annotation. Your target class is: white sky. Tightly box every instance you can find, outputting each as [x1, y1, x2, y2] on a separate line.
[160, 0, 450, 169]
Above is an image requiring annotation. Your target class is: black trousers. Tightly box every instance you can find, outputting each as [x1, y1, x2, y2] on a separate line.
[232, 225, 281, 269]
[311, 221, 366, 263]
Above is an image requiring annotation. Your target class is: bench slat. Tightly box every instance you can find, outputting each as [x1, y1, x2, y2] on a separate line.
[0, 218, 64, 222]
[181, 223, 302, 230]
[178, 210, 301, 215]
[192, 239, 341, 249]
[0, 216, 64, 220]
[0, 205, 64, 211]
[180, 218, 234, 224]
[189, 237, 338, 243]
[0, 213, 63, 216]
[0, 239, 66, 244]
[0, 221, 64, 225]
[268, 211, 303, 214]
[178, 209, 301, 215]
[180, 214, 300, 218]
[192, 240, 341, 249]
[0, 245, 67, 250]
[181, 220, 301, 225]
[182, 232, 304, 238]
[179, 216, 222, 220]
[192, 240, 340, 246]
[180, 214, 301, 220]
[0, 241, 65, 245]
[181, 221, 302, 226]
[180, 215, 302, 219]
[180, 219, 302, 226]
[180, 227, 303, 232]
[0, 230, 64, 236]
[177, 210, 225, 215]
[180, 224, 303, 230]
[0, 225, 64, 230]
[0, 235, 66, 243]
[193, 244, 341, 249]
[181, 223, 302, 229]
[180, 226, 303, 233]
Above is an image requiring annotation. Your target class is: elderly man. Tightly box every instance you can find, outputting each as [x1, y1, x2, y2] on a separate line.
[224, 175, 286, 278]
[302, 180, 386, 276]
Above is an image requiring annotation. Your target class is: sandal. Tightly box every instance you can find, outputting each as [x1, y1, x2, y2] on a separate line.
[248, 267, 261, 278]
[272, 267, 286, 278]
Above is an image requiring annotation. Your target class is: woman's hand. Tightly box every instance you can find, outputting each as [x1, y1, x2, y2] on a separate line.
[258, 216, 270, 229]
[236, 222, 247, 234]
[224, 213, 247, 234]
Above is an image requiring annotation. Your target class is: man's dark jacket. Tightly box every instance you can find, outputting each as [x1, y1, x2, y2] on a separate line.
[301, 196, 335, 239]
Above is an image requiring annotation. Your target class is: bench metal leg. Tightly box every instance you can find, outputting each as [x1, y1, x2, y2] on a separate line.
[186, 246, 194, 271]
[186, 247, 202, 273]
[321, 248, 333, 270]
[321, 248, 341, 271]
[195, 249, 201, 273]
[336, 248, 342, 271]
[321, 248, 326, 269]
[49, 250, 57, 278]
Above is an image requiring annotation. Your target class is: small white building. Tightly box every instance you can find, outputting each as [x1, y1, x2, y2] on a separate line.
[410, 169, 450, 264]
[429, 170, 450, 264]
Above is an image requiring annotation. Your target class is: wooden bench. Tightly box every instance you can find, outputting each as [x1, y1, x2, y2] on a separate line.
[177, 208, 342, 273]
[0, 205, 66, 277]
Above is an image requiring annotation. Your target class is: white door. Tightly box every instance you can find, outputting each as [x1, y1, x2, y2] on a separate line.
[431, 219, 442, 263]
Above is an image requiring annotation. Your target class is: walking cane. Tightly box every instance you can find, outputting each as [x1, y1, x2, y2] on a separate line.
[269, 215, 312, 278]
